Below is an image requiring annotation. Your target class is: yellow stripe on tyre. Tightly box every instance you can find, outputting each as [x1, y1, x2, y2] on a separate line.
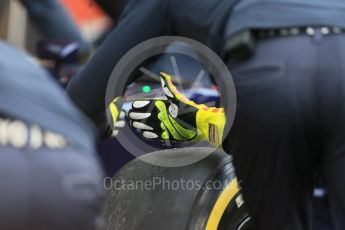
[205, 178, 240, 230]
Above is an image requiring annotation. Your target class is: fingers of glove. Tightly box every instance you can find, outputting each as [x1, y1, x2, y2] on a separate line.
[129, 104, 163, 138]
[128, 99, 158, 121]
[128, 99, 170, 121]
[155, 100, 186, 141]
[168, 116, 197, 140]
[128, 112, 151, 120]
[160, 72, 189, 111]
[112, 110, 126, 129]
[129, 99, 188, 141]
[132, 111, 189, 142]
[132, 94, 198, 140]
[130, 100, 178, 141]
[160, 72, 193, 105]
[112, 97, 124, 109]
[137, 121, 166, 140]
[111, 130, 119, 137]
[140, 122, 169, 140]
[115, 120, 125, 128]
[109, 97, 123, 119]
[108, 97, 125, 130]
[119, 110, 126, 120]
[160, 72, 179, 101]
[142, 131, 159, 139]
[132, 121, 153, 131]
[110, 111, 126, 137]
[160, 72, 209, 111]
[132, 100, 151, 109]
[130, 99, 186, 137]
[160, 122, 170, 140]
[130, 111, 161, 131]
[139, 118, 167, 140]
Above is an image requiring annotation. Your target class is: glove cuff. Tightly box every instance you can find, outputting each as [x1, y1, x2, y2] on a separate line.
[196, 108, 226, 148]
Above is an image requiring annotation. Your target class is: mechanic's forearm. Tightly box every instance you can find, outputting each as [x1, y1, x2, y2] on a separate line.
[67, 0, 169, 133]
[20, 0, 90, 55]
[95, 0, 128, 23]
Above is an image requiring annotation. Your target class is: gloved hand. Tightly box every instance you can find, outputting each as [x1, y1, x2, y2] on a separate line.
[107, 97, 126, 137]
[128, 72, 226, 147]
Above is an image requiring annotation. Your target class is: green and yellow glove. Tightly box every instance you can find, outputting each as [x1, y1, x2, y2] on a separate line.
[128, 72, 226, 147]
[107, 97, 126, 137]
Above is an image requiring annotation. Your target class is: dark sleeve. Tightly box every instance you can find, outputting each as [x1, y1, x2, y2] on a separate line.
[170, 0, 236, 54]
[67, 0, 170, 132]
[20, 0, 90, 55]
[95, 0, 128, 23]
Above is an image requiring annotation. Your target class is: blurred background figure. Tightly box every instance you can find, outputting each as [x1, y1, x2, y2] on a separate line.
[0, 41, 105, 230]
[19, 0, 91, 57]
[92, 0, 128, 45]
[0, 1, 110, 229]
[0, 0, 128, 87]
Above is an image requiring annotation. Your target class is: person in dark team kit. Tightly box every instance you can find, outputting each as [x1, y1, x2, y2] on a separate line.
[19, 0, 91, 56]
[92, 0, 129, 46]
[67, 0, 345, 229]
[0, 42, 104, 230]
[94, 0, 128, 24]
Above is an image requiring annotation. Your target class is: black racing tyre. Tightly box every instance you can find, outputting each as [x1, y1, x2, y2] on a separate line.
[102, 147, 251, 230]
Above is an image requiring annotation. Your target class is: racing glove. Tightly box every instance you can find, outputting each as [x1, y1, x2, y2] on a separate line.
[128, 72, 226, 147]
[107, 97, 126, 137]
